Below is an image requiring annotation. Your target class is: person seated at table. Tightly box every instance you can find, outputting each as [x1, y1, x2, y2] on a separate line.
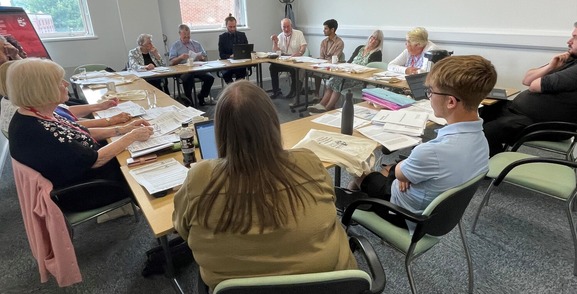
[218, 14, 249, 84]
[312, 18, 345, 101]
[349, 55, 496, 229]
[128, 33, 167, 93]
[0, 61, 132, 137]
[169, 24, 214, 107]
[308, 30, 383, 113]
[8, 58, 154, 211]
[269, 18, 308, 99]
[173, 80, 357, 290]
[388, 27, 438, 75]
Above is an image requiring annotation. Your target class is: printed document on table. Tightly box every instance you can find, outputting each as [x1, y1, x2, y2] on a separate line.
[379, 122, 424, 137]
[228, 59, 250, 63]
[129, 158, 188, 195]
[127, 134, 179, 158]
[357, 125, 421, 151]
[94, 101, 146, 118]
[311, 112, 370, 129]
[371, 109, 428, 128]
[337, 105, 380, 121]
[404, 100, 447, 125]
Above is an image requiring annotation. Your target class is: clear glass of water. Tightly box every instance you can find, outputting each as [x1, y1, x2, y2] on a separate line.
[146, 89, 157, 109]
[78, 67, 87, 80]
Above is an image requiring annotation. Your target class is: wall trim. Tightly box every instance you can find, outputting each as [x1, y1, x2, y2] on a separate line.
[299, 25, 568, 51]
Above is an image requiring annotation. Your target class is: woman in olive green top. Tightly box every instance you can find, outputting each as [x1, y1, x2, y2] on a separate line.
[173, 80, 357, 290]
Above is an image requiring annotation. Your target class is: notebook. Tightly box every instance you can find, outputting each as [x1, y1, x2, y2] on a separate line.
[232, 44, 254, 60]
[405, 72, 429, 101]
[194, 120, 218, 160]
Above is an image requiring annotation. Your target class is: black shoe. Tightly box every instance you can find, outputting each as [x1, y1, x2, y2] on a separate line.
[269, 91, 282, 99]
[197, 98, 206, 107]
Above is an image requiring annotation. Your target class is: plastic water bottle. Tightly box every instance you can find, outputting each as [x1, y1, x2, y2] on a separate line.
[341, 90, 354, 135]
[180, 122, 196, 167]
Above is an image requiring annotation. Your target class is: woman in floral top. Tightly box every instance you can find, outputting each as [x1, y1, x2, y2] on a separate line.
[308, 30, 383, 112]
[8, 58, 154, 211]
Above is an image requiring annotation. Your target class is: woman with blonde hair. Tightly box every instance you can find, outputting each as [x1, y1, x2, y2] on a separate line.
[388, 27, 438, 75]
[173, 80, 357, 290]
[8, 58, 154, 211]
[308, 30, 384, 112]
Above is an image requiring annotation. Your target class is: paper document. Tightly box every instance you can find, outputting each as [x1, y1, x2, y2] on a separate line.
[371, 110, 428, 128]
[311, 112, 370, 129]
[228, 59, 250, 63]
[94, 101, 146, 118]
[127, 134, 179, 158]
[151, 67, 172, 73]
[357, 125, 421, 152]
[338, 105, 380, 121]
[129, 158, 189, 194]
[292, 57, 327, 63]
[404, 100, 447, 125]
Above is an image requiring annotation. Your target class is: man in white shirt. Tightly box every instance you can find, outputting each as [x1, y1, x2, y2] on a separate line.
[269, 18, 307, 99]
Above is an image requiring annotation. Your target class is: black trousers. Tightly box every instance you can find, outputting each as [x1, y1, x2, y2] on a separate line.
[359, 165, 408, 229]
[269, 63, 297, 93]
[221, 68, 247, 84]
[181, 72, 214, 102]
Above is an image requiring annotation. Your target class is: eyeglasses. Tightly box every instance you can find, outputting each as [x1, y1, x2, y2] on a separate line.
[425, 86, 461, 102]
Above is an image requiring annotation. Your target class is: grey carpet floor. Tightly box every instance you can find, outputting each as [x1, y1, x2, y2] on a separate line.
[2, 80, 577, 293]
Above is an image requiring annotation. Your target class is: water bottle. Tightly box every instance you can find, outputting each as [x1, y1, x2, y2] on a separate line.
[180, 122, 196, 167]
[341, 90, 354, 135]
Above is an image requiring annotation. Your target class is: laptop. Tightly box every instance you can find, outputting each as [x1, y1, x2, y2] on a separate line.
[232, 43, 254, 60]
[194, 120, 218, 160]
[405, 72, 429, 100]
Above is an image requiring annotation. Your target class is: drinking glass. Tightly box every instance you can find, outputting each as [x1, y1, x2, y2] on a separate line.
[146, 89, 157, 109]
[78, 67, 87, 80]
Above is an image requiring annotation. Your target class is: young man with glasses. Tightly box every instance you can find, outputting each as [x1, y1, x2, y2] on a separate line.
[350, 55, 497, 229]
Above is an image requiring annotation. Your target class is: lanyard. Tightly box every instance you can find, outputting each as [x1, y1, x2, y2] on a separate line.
[283, 34, 292, 53]
[24, 107, 99, 144]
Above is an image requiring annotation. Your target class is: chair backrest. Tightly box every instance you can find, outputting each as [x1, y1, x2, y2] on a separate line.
[415, 172, 486, 238]
[213, 270, 371, 294]
[366, 61, 388, 70]
[73, 64, 110, 75]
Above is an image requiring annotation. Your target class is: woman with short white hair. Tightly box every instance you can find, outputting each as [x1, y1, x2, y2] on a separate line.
[128, 33, 166, 91]
[388, 27, 438, 75]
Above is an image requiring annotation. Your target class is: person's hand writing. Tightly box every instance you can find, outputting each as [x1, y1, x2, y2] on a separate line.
[126, 119, 150, 128]
[128, 126, 154, 142]
[398, 180, 411, 192]
[550, 52, 570, 69]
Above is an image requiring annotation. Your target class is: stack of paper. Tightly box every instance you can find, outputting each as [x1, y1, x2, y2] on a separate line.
[128, 158, 189, 195]
[311, 112, 370, 130]
[371, 109, 428, 136]
[95, 101, 146, 118]
[127, 134, 179, 158]
[357, 125, 421, 152]
[404, 100, 447, 125]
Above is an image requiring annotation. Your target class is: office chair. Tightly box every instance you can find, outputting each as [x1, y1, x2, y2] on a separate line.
[471, 128, 577, 275]
[216, 67, 253, 88]
[504, 121, 577, 161]
[197, 235, 386, 294]
[340, 172, 487, 294]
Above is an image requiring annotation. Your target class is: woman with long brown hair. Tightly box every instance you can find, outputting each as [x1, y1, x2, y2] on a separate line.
[173, 80, 356, 290]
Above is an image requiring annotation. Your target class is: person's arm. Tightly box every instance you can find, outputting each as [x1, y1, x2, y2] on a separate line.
[3, 42, 22, 60]
[333, 39, 345, 60]
[169, 43, 189, 66]
[347, 46, 362, 63]
[218, 34, 228, 59]
[128, 48, 145, 71]
[92, 125, 153, 168]
[195, 42, 208, 61]
[387, 49, 409, 74]
[293, 44, 307, 57]
[271, 34, 280, 52]
[523, 52, 570, 91]
[77, 112, 131, 128]
[88, 119, 150, 141]
[68, 98, 119, 118]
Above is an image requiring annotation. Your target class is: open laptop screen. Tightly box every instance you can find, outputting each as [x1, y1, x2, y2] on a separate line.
[194, 120, 218, 160]
[232, 44, 253, 60]
[405, 72, 428, 100]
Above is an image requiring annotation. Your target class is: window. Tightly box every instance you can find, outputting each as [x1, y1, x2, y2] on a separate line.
[6, 0, 94, 39]
[179, 0, 247, 31]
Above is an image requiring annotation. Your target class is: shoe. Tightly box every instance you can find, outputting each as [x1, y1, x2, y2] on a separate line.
[310, 96, 321, 104]
[205, 96, 216, 105]
[269, 91, 282, 99]
[307, 104, 327, 113]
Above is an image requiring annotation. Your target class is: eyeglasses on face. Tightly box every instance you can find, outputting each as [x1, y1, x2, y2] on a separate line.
[424, 86, 461, 102]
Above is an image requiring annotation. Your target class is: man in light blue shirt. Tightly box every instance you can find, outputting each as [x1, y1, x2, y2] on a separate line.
[169, 24, 214, 107]
[356, 55, 497, 228]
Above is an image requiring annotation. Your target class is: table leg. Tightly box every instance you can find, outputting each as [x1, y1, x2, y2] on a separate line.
[334, 165, 341, 187]
[159, 236, 184, 294]
[289, 69, 309, 112]
[256, 64, 263, 88]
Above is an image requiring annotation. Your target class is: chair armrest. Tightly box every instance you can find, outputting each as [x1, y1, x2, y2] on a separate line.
[494, 157, 577, 186]
[50, 179, 130, 203]
[341, 197, 427, 227]
[518, 121, 577, 137]
[510, 129, 577, 151]
[348, 234, 386, 294]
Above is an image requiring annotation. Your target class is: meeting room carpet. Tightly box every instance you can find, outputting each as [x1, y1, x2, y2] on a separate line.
[2, 80, 577, 293]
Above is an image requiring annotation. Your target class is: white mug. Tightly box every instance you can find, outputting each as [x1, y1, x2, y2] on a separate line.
[187, 58, 194, 66]
[251, 52, 257, 60]
[331, 55, 338, 64]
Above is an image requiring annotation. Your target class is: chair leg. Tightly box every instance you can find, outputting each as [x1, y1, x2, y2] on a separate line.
[405, 244, 418, 294]
[131, 201, 139, 223]
[565, 197, 577, 276]
[471, 181, 497, 233]
[458, 221, 474, 294]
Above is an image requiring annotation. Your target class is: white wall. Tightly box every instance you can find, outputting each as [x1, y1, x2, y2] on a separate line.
[292, 0, 577, 89]
[43, 0, 287, 80]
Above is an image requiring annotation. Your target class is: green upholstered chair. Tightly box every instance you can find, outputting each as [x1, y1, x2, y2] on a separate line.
[197, 235, 386, 294]
[340, 172, 487, 294]
[471, 130, 577, 275]
[504, 121, 577, 161]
